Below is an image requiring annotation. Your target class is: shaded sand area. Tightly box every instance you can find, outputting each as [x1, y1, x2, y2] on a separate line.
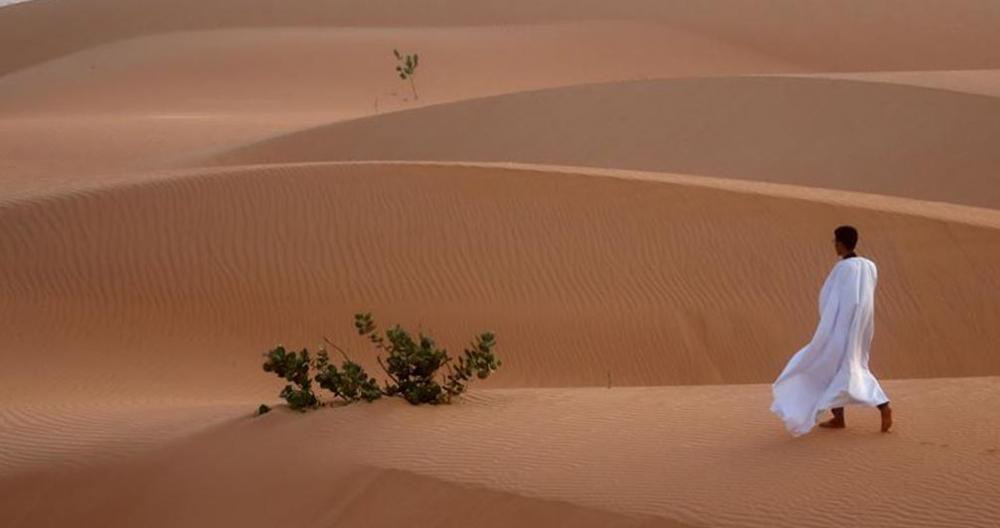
[2, 379, 999, 527]
[2, 0, 1000, 526]
[211, 77, 1000, 209]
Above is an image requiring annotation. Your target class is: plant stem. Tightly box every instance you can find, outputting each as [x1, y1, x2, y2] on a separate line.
[322, 336, 353, 362]
[377, 355, 401, 385]
[408, 76, 418, 100]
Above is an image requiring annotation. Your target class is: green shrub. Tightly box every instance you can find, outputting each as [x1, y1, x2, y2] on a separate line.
[355, 313, 500, 405]
[443, 332, 501, 401]
[262, 346, 319, 411]
[314, 349, 382, 403]
[260, 312, 500, 410]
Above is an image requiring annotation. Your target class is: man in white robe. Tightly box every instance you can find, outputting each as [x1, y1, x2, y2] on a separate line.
[771, 225, 892, 436]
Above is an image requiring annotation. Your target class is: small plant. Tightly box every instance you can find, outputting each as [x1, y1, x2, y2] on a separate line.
[356, 313, 500, 405]
[442, 332, 500, 402]
[262, 346, 319, 411]
[257, 404, 271, 415]
[393, 48, 419, 100]
[260, 313, 500, 410]
[355, 312, 448, 404]
[314, 345, 382, 403]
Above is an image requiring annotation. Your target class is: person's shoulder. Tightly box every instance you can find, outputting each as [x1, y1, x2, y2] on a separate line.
[833, 256, 876, 273]
[849, 256, 878, 277]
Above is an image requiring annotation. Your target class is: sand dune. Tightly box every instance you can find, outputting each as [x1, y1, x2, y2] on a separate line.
[0, 19, 798, 201]
[8, 9, 1000, 203]
[0, 401, 245, 477]
[6, 0, 1000, 76]
[3, 163, 999, 407]
[7, 24, 1000, 119]
[0, 22, 800, 118]
[0, 114, 337, 203]
[2, 378, 997, 527]
[4, 1, 1000, 525]
[211, 76, 1000, 209]
[790, 69, 1000, 98]
[0, 405, 688, 527]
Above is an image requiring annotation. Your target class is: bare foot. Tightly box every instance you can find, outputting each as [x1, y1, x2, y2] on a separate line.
[819, 417, 846, 429]
[880, 405, 893, 433]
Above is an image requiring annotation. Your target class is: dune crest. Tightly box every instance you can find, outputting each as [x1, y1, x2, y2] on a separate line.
[6, 0, 1000, 75]
[209, 77, 1000, 209]
[3, 163, 999, 408]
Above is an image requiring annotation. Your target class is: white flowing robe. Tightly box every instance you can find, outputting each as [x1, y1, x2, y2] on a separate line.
[771, 256, 890, 436]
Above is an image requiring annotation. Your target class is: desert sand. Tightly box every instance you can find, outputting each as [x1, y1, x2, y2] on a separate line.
[1, 1, 999, 527]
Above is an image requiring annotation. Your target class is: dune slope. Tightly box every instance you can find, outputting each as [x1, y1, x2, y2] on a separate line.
[6, 0, 1000, 75]
[2, 163, 999, 405]
[0, 22, 801, 118]
[2, 378, 998, 527]
[0, 20, 797, 201]
[211, 77, 1000, 209]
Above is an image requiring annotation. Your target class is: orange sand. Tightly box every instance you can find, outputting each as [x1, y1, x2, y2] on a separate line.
[2, 1, 999, 526]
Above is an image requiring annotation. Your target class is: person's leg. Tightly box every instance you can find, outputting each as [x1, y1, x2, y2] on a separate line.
[877, 401, 892, 433]
[819, 407, 845, 428]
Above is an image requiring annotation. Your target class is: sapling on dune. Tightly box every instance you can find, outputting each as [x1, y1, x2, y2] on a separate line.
[393, 48, 420, 100]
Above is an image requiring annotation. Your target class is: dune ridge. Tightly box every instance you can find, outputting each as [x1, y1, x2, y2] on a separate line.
[786, 69, 1000, 98]
[3, 162, 999, 407]
[209, 76, 1000, 209]
[7, 14, 1000, 203]
[0, 19, 800, 200]
[0, 22, 801, 117]
[6, 0, 1000, 76]
[2, 378, 997, 527]
[0, 401, 245, 477]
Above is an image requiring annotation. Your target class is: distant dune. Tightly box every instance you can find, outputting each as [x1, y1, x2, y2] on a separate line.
[5, 0, 1000, 75]
[0, 20, 800, 200]
[211, 77, 1000, 208]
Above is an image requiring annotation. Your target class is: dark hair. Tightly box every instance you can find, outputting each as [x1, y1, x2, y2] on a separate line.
[834, 225, 858, 250]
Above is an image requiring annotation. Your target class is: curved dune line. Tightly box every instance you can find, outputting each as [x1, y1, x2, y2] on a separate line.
[5, 0, 1000, 75]
[208, 76, 1000, 209]
[2, 162, 999, 404]
[2, 378, 998, 527]
[781, 69, 1000, 99]
[16, 159, 1000, 229]
[0, 443, 691, 527]
[0, 402, 246, 478]
[229, 160, 1000, 230]
[317, 378, 1000, 527]
[0, 22, 798, 117]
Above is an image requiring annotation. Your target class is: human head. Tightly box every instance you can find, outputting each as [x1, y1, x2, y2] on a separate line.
[833, 225, 858, 256]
